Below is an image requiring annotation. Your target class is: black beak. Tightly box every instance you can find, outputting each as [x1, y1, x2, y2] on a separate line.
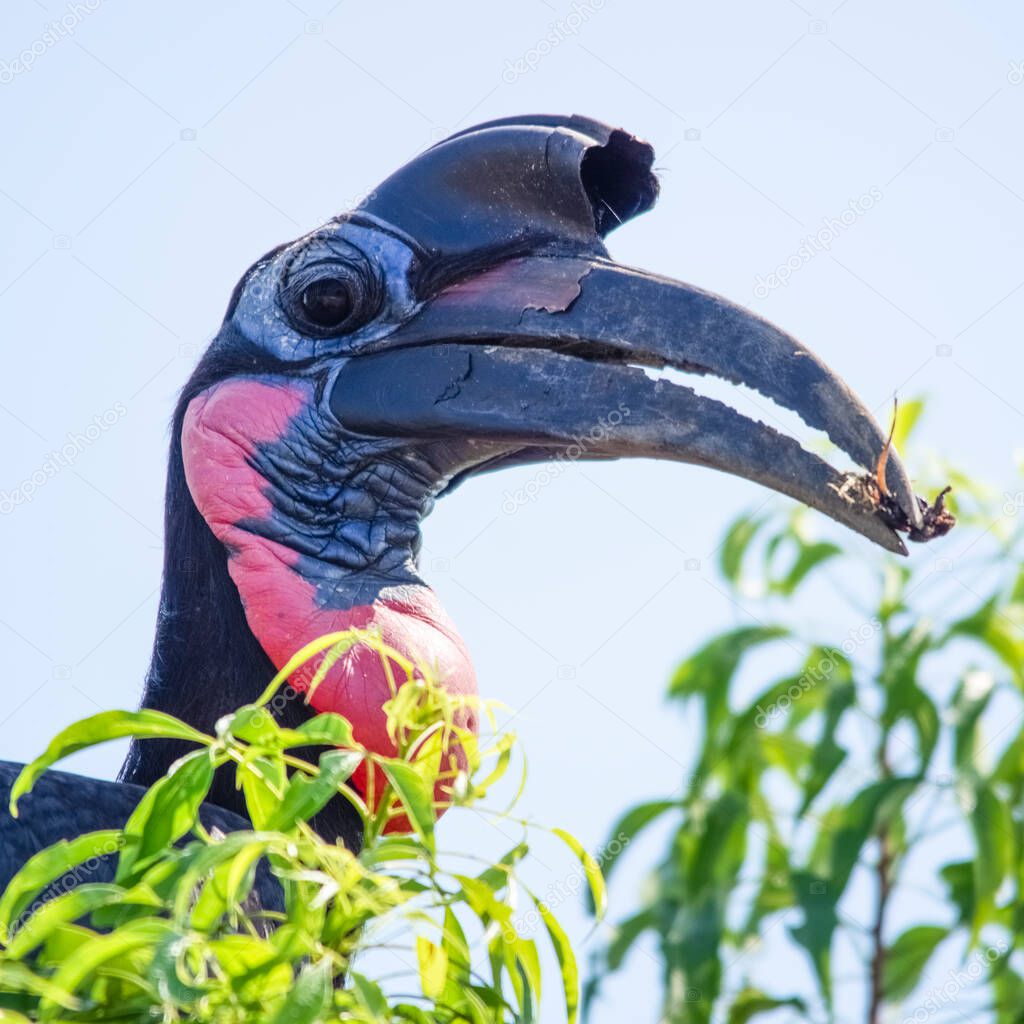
[330, 116, 923, 554]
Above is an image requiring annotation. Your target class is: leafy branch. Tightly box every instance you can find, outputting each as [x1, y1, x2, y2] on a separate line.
[0, 631, 601, 1023]
[587, 401, 1024, 1024]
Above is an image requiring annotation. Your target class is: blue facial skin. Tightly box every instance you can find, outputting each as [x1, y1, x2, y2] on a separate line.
[202, 217, 516, 608]
[228, 218, 425, 365]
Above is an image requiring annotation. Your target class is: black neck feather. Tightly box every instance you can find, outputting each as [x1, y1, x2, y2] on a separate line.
[119, 338, 362, 849]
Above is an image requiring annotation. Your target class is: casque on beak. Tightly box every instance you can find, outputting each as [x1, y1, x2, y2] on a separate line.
[328, 114, 928, 555]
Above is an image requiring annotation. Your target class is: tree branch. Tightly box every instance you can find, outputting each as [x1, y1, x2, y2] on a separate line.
[868, 746, 893, 1024]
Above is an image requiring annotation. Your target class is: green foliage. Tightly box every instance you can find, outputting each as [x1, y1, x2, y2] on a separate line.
[0, 631, 599, 1023]
[588, 408, 1024, 1023]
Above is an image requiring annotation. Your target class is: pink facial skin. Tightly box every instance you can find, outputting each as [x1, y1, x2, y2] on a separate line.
[181, 378, 478, 823]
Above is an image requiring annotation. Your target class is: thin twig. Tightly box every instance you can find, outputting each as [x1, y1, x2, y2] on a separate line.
[867, 744, 893, 1024]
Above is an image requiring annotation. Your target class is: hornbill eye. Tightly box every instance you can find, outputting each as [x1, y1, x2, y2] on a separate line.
[301, 277, 354, 328]
[281, 255, 383, 337]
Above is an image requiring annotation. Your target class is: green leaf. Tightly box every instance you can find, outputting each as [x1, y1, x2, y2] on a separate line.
[224, 704, 282, 746]
[951, 673, 995, 774]
[39, 918, 173, 1009]
[266, 749, 362, 832]
[512, 935, 542, 1013]
[350, 972, 393, 1017]
[890, 397, 924, 452]
[990, 954, 1024, 1024]
[240, 755, 287, 830]
[10, 711, 208, 814]
[531, 893, 579, 1024]
[552, 828, 606, 919]
[394, 1005, 433, 1024]
[726, 988, 806, 1024]
[416, 935, 448, 1001]
[789, 870, 838, 1003]
[116, 750, 214, 883]
[0, 830, 122, 940]
[595, 799, 676, 894]
[441, 905, 471, 977]
[0, 1003, 32, 1019]
[291, 712, 355, 748]
[380, 759, 436, 853]
[669, 627, 789, 737]
[940, 861, 974, 927]
[604, 908, 655, 972]
[742, 830, 793, 936]
[719, 514, 767, 586]
[5, 884, 159, 959]
[688, 791, 749, 892]
[770, 541, 841, 597]
[883, 925, 946, 1000]
[970, 783, 1013, 934]
[949, 598, 1024, 688]
[798, 679, 855, 815]
[829, 777, 919, 898]
[0, 962, 82, 1009]
[270, 959, 332, 1024]
[881, 625, 940, 772]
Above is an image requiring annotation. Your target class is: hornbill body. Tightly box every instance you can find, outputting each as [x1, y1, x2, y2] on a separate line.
[0, 115, 929, 896]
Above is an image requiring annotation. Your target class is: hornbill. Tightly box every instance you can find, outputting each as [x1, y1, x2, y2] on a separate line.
[0, 114, 933, 898]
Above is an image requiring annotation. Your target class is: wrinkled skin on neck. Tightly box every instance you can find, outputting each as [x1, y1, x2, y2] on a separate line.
[180, 376, 480, 804]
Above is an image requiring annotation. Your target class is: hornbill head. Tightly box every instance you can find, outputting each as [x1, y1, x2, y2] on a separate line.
[128, 115, 926, 843]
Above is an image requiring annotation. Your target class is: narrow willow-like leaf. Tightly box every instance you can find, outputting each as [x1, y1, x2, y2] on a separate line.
[269, 959, 332, 1024]
[771, 540, 841, 597]
[39, 918, 173, 1011]
[0, 962, 82, 1009]
[725, 988, 806, 1024]
[240, 755, 287, 830]
[10, 711, 208, 814]
[0, 830, 121, 941]
[116, 751, 215, 883]
[350, 972, 391, 1017]
[798, 681, 855, 816]
[552, 828, 606, 920]
[291, 713, 355, 748]
[828, 777, 918, 898]
[719, 514, 767, 586]
[416, 935, 448, 1001]
[266, 750, 363, 833]
[883, 925, 946, 1000]
[380, 759, 436, 854]
[669, 626, 789, 740]
[789, 869, 838, 1004]
[970, 783, 1013, 936]
[6, 884, 157, 959]
[530, 892, 578, 1024]
[596, 800, 676, 892]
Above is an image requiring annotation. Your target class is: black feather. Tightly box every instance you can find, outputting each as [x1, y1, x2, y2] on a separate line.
[0, 760, 284, 916]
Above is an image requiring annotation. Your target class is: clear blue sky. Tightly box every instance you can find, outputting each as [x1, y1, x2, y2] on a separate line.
[1, 1, 1022, 1019]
